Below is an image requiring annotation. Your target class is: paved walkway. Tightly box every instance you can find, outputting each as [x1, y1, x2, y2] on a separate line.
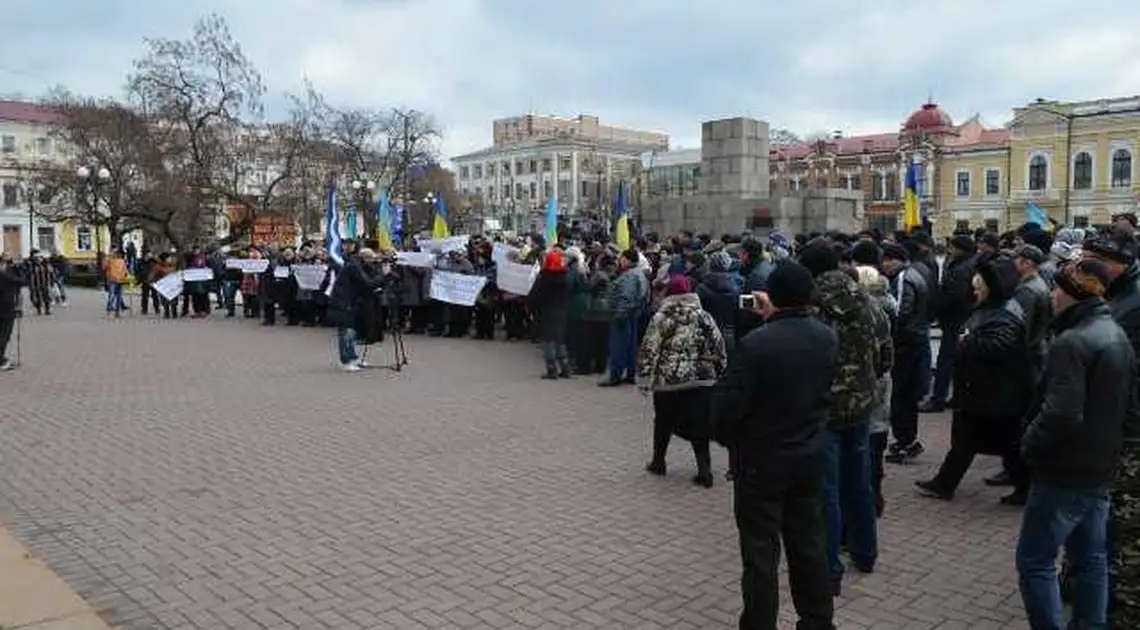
[0, 290, 1027, 629]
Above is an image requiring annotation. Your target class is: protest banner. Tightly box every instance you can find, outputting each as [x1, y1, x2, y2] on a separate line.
[497, 260, 539, 296]
[225, 258, 270, 273]
[153, 273, 184, 301]
[293, 265, 327, 291]
[491, 243, 515, 267]
[182, 268, 214, 282]
[395, 252, 435, 268]
[416, 235, 469, 254]
[429, 270, 487, 307]
[273, 266, 291, 279]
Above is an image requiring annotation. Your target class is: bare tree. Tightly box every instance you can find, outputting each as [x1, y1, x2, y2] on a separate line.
[769, 127, 804, 148]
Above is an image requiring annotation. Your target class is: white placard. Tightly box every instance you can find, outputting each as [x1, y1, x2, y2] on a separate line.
[182, 268, 214, 282]
[225, 258, 270, 273]
[395, 252, 436, 268]
[492, 243, 516, 267]
[273, 266, 291, 279]
[293, 265, 327, 291]
[497, 261, 539, 296]
[429, 270, 488, 307]
[416, 235, 469, 254]
[153, 273, 184, 301]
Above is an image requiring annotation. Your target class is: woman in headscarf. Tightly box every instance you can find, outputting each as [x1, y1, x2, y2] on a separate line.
[696, 250, 740, 353]
[915, 257, 1034, 502]
[637, 275, 728, 488]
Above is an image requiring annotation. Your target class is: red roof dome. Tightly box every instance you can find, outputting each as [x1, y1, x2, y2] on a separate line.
[902, 102, 953, 133]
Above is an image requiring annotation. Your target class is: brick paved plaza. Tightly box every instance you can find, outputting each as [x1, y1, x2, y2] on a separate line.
[0, 290, 1028, 629]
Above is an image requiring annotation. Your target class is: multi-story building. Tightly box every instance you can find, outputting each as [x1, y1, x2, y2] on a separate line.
[450, 114, 669, 231]
[0, 100, 87, 260]
[1006, 96, 1140, 229]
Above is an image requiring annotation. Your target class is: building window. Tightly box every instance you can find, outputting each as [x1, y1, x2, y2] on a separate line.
[871, 173, 884, 200]
[515, 183, 523, 199]
[487, 164, 496, 177]
[816, 178, 828, 189]
[542, 159, 551, 172]
[955, 219, 970, 233]
[581, 180, 589, 196]
[850, 175, 861, 190]
[750, 215, 775, 230]
[985, 169, 1001, 195]
[528, 160, 537, 174]
[473, 165, 482, 179]
[75, 226, 93, 252]
[869, 214, 897, 235]
[1073, 216, 1090, 228]
[1111, 149, 1132, 188]
[956, 171, 970, 197]
[788, 179, 799, 192]
[1, 184, 16, 207]
[529, 182, 537, 198]
[459, 166, 469, 179]
[474, 186, 481, 198]
[1029, 154, 1048, 191]
[35, 138, 49, 156]
[837, 176, 849, 189]
[543, 180, 552, 198]
[885, 173, 899, 201]
[487, 185, 495, 200]
[984, 218, 1000, 232]
[515, 161, 524, 176]
[0, 136, 14, 154]
[37, 187, 52, 205]
[1073, 152, 1093, 189]
[36, 226, 54, 251]
[559, 156, 571, 171]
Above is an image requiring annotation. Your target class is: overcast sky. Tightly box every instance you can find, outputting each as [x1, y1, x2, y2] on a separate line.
[2, 0, 1138, 161]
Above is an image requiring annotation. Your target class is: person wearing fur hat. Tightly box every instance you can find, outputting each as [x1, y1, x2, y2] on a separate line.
[1015, 258, 1132, 629]
[881, 242, 931, 464]
[638, 274, 726, 488]
[914, 257, 1033, 503]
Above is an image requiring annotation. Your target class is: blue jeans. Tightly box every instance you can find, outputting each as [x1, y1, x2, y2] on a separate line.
[1016, 482, 1110, 630]
[105, 282, 123, 312]
[221, 280, 238, 312]
[336, 326, 358, 365]
[606, 315, 637, 380]
[823, 422, 878, 584]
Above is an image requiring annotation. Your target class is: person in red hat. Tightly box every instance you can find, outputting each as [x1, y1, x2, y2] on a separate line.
[530, 249, 573, 379]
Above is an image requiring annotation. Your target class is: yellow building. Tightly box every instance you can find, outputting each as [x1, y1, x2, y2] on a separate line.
[56, 220, 109, 263]
[937, 117, 1012, 234]
[1007, 96, 1140, 230]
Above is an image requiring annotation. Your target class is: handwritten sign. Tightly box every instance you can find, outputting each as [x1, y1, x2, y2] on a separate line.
[429, 271, 487, 306]
[182, 268, 214, 282]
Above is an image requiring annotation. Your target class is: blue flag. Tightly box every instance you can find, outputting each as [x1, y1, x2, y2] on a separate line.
[324, 174, 343, 267]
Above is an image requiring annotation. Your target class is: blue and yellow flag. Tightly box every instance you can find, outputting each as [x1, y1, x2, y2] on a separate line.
[324, 173, 344, 267]
[613, 181, 630, 251]
[903, 163, 921, 230]
[376, 190, 393, 251]
[544, 194, 558, 248]
[1026, 201, 1057, 233]
[431, 194, 450, 239]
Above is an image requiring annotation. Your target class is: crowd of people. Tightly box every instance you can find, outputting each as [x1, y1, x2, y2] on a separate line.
[1, 213, 1139, 629]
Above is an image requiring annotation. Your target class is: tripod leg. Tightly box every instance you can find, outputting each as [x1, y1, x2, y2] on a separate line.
[15, 317, 20, 367]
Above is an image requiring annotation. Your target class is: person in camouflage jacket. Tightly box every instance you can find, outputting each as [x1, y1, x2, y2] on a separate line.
[800, 240, 889, 594]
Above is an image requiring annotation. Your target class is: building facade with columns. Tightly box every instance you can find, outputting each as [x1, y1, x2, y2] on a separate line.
[450, 114, 669, 232]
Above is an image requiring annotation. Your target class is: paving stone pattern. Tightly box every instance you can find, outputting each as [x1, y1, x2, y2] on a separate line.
[0, 290, 1028, 629]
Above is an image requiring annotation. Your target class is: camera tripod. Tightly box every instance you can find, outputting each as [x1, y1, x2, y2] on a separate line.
[385, 304, 409, 372]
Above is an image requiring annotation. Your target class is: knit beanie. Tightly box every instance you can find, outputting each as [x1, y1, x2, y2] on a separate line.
[1055, 259, 1111, 300]
[665, 275, 692, 296]
[765, 262, 815, 309]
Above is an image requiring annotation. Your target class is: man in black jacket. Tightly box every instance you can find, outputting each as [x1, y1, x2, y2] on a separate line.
[0, 253, 24, 371]
[1016, 259, 1133, 629]
[713, 262, 838, 630]
[881, 243, 931, 464]
[924, 234, 976, 412]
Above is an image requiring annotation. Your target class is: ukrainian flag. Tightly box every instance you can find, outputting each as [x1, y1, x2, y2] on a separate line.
[903, 162, 921, 230]
[1026, 200, 1057, 233]
[613, 182, 631, 251]
[431, 194, 450, 239]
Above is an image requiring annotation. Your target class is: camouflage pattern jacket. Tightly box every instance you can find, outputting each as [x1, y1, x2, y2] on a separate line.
[636, 293, 727, 392]
[815, 270, 890, 428]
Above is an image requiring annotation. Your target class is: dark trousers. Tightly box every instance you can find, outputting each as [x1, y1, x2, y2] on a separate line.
[408, 305, 428, 333]
[931, 411, 1029, 493]
[735, 457, 834, 630]
[650, 389, 712, 478]
[576, 321, 609, 374]
[889, 346, 924, 446]
[473, 304, 496, 339]
[191, 293, 210, 315]
[870, 431, 888, 514]
[262, 297, 276, 324]
[242, 294, 259, 318]
[446, 306, 472, 337]
[162, 297, 179, 319]
[930, 321, 961, 404]
[0, 317, 13, 363]
[503, 301, 527, 339]
[29, 286, 50, 314]
[140, 283, 160, 315]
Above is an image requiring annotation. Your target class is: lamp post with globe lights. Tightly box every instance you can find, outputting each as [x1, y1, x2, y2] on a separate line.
[76, 166, 111, 279]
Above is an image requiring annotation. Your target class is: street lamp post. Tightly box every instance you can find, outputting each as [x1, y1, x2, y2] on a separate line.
[76, 165, 111, 279]
[350, 178, 376, 241]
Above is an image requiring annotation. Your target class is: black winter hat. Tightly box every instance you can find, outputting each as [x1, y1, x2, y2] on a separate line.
[766, 262, 816, 309]
[798, 239, 840, 277]
[851, 240, 882, 267]
[949, 234, 976, 253]
[882, 242, 909, 262]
